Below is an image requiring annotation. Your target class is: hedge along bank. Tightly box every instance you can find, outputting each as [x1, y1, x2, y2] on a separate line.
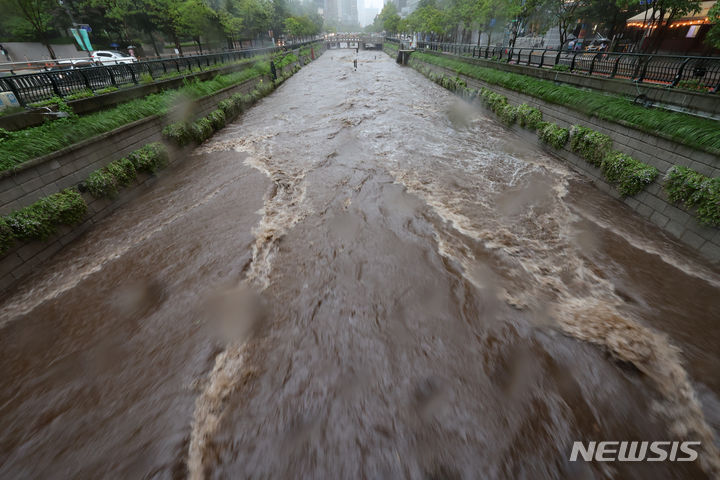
[407, 51, 720, 156]
[407, 55, 720, 234]
[0, 59, 305, 264]
[0, 49, 306, 173]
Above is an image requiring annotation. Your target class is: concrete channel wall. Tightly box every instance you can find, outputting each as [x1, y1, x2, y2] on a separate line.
[0, 48, 324, 292]
[413, 58, 720, 264]
[420, 51, 720, 119]
[0, 59, 265, 131]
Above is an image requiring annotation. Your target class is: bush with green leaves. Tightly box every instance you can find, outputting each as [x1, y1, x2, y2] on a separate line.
[600, 151, 659, 197]
[218, 98, 241, 119]
[64, 89, 94, 101]
[85, 157, 138, 198]
[85, 168, 119, 198]
[438, 75, 466, 91]
[538, 122, 570, 149]
[569, 125, 613, 166]
[107, 157, 136, 186]
[552, 64, 570, 72]
[95, 86, 119, 95]
[515, 104, 543, 130]
[127, 142, 169, 173]
[0, 217, 13, 255]
[676, 79, 707, 92]
[498, 103, 518, 125]
[410, 51, 720, 154]
[192, 118, 214, 143]
[162, 122, 195, 146]
[479, 88, 508, 114]
[664, 166, 720, 226]
[5, 188, 86, 242]
[208, 109, 226, 130]
[140, 72, 154, 84]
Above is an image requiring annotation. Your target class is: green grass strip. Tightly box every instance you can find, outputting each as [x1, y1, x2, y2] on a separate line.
[412, 51, 720, 154]
[0, 62, 269, 172]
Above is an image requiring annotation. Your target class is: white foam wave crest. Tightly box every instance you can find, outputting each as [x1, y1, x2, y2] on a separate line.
[187, 133, 310, 479]
[387, 160, 720, 476]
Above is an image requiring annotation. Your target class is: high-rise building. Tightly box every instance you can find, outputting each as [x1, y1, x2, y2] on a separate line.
[358, 4, 379, 27]
[340, 0, 358, 26]
[325, 0, 339, 24]
[326, 0, 358, 27]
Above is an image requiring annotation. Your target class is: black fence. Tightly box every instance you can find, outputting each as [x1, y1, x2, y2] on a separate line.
[400, 39, 720, 93]
[0, 40, 317, 106]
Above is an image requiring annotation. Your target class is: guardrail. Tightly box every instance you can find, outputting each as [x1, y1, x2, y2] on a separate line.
[0, 40, 317, 106]
[397, 38, 720, 93]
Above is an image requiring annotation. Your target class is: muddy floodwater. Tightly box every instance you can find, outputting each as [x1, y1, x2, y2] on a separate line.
[1, 50, 719, 479]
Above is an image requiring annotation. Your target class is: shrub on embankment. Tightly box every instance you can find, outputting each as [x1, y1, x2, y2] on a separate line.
[163, 75, 286, 147]
[409, 55, 720, 225]
[0, 61, 270, 172]
[569, 125, 612, 167]
[538, 122, 570, 150]
[0, 55, 309, 259]
[601, 151, 659, 197]
[0, 142, 171, 254]
[0, 189, 87, 254]
[84, 143, 169, 198]
[664, 166, 720, 227]
[410, 51, 720, 155]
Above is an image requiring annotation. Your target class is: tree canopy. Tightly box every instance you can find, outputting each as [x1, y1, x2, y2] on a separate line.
[0, 0, 322, 58]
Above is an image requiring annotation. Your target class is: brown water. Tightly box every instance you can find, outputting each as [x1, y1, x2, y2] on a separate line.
[1, 50, 719, 479]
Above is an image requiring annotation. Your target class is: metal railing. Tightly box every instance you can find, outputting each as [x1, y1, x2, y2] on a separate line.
[0, 40, 317, 106]
[411, 40, 720, 93]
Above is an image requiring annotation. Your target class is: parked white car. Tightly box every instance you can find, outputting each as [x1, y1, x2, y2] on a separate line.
[91, 51, 137, 65]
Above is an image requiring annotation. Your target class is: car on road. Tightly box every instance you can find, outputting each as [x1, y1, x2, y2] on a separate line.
[91, 51, 137, 65]
[54, 59, 95, 70]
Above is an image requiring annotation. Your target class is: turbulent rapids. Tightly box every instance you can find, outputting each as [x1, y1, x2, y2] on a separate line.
[1, 50, 719, 479]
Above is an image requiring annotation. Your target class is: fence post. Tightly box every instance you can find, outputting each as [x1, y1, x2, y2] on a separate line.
[670, 58, 690, 87]
[127, 64, 137, 84]
[638, 55, 652, 83]
[610, 55, 621, 78]
[44, 73, 62, 97]
[540, 49, 546, 67]
[570, 52, 578, 72]
[631, 56, 642, 80]
[78, 68, 92, 90]
[106, 66, 117, 87]
[588, 52, 600, 75]
[144, 63, 154, 81]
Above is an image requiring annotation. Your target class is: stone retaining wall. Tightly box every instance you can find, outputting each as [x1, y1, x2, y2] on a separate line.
[420, 51, 720, 118]
[0, 75, 265, 216]
[414, 59, 720, 263]
[0, 49, 325, 292]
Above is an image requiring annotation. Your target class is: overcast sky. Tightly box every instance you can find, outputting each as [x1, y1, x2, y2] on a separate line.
[362, 0, 383, 12]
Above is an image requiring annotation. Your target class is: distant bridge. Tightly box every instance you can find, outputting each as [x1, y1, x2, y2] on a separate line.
[326, 35, 384, 51]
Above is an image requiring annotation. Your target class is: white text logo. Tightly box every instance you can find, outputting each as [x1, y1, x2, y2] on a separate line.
[569, 441, 700, 462]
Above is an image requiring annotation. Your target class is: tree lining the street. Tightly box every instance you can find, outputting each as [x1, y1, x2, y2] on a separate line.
[368, 0, 710, 52]
[0, 0, 323, 57]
